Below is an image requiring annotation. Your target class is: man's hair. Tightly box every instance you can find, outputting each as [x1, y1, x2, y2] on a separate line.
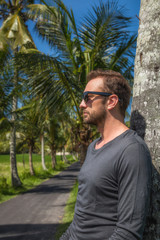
[87, 69, 131, 117]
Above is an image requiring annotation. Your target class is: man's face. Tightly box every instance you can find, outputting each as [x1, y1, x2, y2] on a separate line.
[79, 78, 107, 126]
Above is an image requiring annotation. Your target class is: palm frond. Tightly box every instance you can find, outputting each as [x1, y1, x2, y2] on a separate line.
[27, 4, 57, 21]
[34, 0, 84, 74]
[16, 52, 83, 121]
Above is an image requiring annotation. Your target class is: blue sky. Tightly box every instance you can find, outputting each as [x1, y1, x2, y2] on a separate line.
[62, 0, 140, 28]
[31, 0, 140, 54]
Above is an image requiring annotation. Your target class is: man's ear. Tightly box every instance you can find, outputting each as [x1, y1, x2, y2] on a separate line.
[107, 95, 119, 110]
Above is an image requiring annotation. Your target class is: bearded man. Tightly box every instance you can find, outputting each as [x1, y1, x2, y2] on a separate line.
[60, 69, 152, 240]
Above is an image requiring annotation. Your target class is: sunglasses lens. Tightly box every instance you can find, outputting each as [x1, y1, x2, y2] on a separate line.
[82, 92, 88, 103]
[84, 94, 88, 103]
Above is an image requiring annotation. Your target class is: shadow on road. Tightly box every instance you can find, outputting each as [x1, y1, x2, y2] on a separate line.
[22, 176, 78, 195]
[0, 223, 59, 240]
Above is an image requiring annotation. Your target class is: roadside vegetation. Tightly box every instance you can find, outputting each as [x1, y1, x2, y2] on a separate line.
[0, 154, 77, 203]
[55, 180, 79, 240]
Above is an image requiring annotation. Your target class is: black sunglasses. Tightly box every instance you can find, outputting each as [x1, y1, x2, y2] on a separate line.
[82, 91, 113, 103]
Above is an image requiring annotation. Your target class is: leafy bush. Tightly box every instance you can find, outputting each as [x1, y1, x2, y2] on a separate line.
[20, 170, 31, 180]
[0, 176, 9, 193]
[0, 142, 10, 154]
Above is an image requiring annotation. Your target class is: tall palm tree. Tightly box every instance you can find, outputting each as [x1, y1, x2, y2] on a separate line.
[45, 117, 61, 169]
[0, 0, 47, 186]
[18, 100, 42, 175]
[131, 0, 160, 239]
[44, 107, 69, 168]
[0, 60, 13, 135]
[17, 0, 137, 163]
[37, 105, 48, 171]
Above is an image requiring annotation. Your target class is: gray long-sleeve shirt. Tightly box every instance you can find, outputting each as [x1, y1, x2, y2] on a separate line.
[61, 129, 152, 240]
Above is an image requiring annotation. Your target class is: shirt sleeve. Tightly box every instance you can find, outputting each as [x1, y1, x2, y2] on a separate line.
[108, 142, 152, 240]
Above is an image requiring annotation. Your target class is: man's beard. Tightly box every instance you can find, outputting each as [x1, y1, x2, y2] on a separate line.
[83, 108, 106, 126]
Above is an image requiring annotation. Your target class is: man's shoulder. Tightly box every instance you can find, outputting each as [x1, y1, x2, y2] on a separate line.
[87, 129, 150, 156]
[110, 129, 151, 159]
[122, 129, 149, 152]
[120, 130, 151, 164]
[117, 130, 152, 172]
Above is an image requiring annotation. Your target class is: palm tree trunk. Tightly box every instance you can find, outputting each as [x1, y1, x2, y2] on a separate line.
[41, 134, 47, 170]
[62, 147, 67, 162]
[22, 152, 25, 168]
[72, 153, 76, 161]
[131, 0, 160, 239]
[29, 145, 34, 176]
[10, 60, 21, 187]
[10, 121, 21, 187]
[60, 148, 63, 161]
[51, 147, 56, 169]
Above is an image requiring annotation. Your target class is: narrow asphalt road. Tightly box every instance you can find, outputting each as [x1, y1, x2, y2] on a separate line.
[0, 161, 81, 240]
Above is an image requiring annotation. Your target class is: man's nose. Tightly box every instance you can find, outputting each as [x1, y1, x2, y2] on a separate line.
[79, 99, 87, 108]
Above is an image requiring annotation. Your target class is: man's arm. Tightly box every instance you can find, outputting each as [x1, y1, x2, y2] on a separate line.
[109, 142, 152, 240]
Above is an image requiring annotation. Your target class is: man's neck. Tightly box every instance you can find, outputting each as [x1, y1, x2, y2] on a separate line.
[95, 117, 129, 150]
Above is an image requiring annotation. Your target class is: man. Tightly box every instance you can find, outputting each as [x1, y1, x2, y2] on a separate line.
[60, 70, 152, 240]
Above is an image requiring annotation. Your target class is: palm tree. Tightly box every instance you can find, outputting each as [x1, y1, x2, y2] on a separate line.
[0, 57, 23, 182]
[45, 117, 60, 169]
[45, 108, 69, 168]
[0, 0, 47, 186]
[18, 100, 42, 175]
[16, 0, 137, 163]
[131, 0, 160, 239]
[0, 61, 13, 139]
[38, 108, 48, 171]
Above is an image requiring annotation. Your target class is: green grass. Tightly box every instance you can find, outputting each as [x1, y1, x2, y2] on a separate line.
[55, 180, 79, 240]
[0, 154, 77, 203]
